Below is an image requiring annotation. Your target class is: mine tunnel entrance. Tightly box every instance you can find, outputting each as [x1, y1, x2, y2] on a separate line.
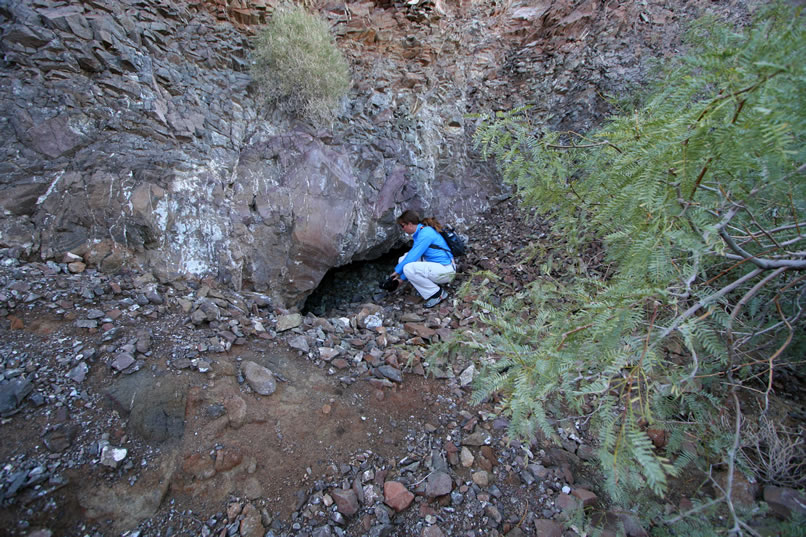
[303, 246, 409, 316]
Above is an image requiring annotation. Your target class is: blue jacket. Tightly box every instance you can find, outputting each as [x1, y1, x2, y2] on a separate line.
[395, 224, 453, 280]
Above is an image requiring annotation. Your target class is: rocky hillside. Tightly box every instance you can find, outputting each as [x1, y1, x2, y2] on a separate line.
[0, 0, 760, 310]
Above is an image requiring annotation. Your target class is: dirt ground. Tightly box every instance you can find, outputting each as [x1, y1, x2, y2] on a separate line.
[0, 309, 458, 536]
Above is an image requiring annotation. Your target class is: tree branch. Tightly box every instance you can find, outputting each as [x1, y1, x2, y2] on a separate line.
[720, 228, 806, 269]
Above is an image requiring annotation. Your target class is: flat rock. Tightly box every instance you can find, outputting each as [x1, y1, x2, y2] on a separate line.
[571, 487, 598, 507]
[463, 430, 491, 446]
[111, 353, 135, 371]
[277, 313, 303, 332]
[533, 519, 563, 537]
[426, 471, 453, 497]
[376, 365, 403, 383]
[763, 486, 806, 518]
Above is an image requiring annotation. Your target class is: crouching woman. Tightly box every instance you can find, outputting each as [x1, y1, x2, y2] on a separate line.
[392, 210, 455, 307]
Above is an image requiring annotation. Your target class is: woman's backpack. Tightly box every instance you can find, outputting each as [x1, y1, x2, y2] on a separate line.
[429, 227, 467, 257]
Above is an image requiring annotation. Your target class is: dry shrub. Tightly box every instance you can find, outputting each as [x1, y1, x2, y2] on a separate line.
[743, 414, 805, 488]
[252, 4, 350, 123]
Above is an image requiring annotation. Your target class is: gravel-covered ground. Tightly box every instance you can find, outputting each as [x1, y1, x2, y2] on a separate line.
[5, 197, 801, 537]
[0, 197, 609, 537]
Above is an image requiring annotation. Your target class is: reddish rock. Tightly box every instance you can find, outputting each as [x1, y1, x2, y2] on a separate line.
[480, 446, 497, 465]
[384, 481, 414, 512]
[571, 487, 598, 507]
[331, 488, 360, 516]
[555, 493, 579, 512]
[214, 447, 243, 472]
[533, 519, 563, 537]
[646, 428, 667, 448]
[182, 453, 215, 480]
[8, 316, 23, 330]
[223, 395, 247, 429]
[227, 501, 243, 521]
[403, 322, 436, 339]
[239, 504, 264, 537]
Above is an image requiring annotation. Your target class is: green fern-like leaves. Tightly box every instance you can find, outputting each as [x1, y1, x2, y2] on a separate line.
[450, 2, 805, 533]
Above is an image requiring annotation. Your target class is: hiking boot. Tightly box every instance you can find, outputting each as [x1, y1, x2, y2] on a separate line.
[424, 288, 448, 308]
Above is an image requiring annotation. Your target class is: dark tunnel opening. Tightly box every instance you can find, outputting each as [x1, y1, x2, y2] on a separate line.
[302, 246, 409, 316]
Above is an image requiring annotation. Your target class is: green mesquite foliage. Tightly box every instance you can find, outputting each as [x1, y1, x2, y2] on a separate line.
[452, 2, 805, 529]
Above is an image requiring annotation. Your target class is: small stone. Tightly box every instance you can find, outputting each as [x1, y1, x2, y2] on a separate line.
[576, 444, 595, 461]
[425, 471, 452, 497]
[423, 525, 445, 537]
[331, 488, 359, 516]
[528, 463, 549, 479]
[276, 313, 303, 332]
[533, 519, 563, 537]
[460, 447, 474, 467]
[312, 525, 334, 537]
[571, 487, 598, 507]
[146, 289, 163, 305]
[215, 447, 243, 472]
[485, 503, 502, 523]
[363, 484, 380, 505]
[100, 445, 127, 468]
[384, 481, 414, 512]
[319, 347, 341, 361]
[471, 471, 490, 487]
[43, 425, 76, 453]
[111, 353, 135, 371]
[182, 453, 216, 480]
[227, 502, 243, 521]
[242, 361, 276, 395]
[555, 493, 578, 512]
[715, 470, 757, 508]
[239, 504, 264, 537]
[463, 430, 491, 446]
[376, 365, 402, 383]
[459, 364, 475, 386]
[288, 335, 310, 352]
[0, 378, 33, 415]
[67, 362, 88, 383]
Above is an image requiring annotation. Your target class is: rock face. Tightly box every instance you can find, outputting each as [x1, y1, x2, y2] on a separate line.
[0, 0, 760, 308]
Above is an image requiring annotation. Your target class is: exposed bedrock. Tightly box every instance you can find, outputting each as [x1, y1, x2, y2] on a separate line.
[0, 0, 758, 308]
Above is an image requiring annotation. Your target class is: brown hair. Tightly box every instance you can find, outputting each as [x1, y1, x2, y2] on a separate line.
[396, 209, 420, 226]
[421, 217, 443, 232]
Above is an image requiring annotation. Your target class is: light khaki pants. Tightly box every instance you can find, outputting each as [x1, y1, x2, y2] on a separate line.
[402, 261, 455, 299]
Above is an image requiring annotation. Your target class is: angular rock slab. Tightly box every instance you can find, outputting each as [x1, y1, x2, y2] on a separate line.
[384, 481, 414, 512]
[242, 361, 277, 396]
